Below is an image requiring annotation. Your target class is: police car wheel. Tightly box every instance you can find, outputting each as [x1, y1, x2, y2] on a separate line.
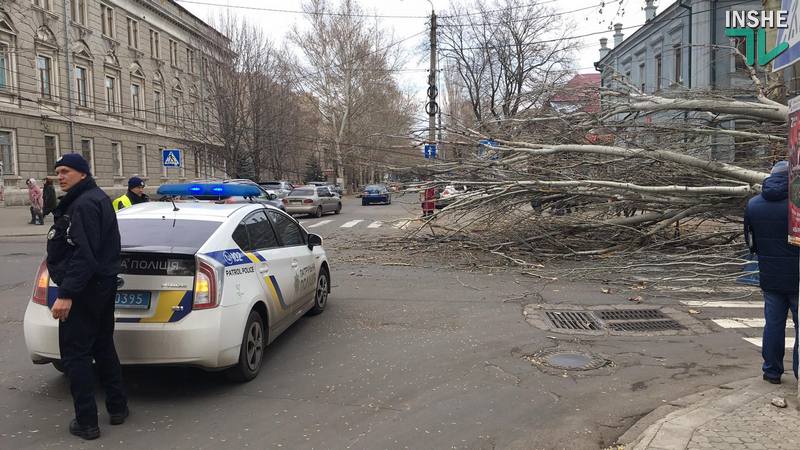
[226, 311, 265, 382]
[307, 271, 329, 316]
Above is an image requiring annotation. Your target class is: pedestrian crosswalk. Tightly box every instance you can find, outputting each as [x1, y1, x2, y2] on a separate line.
[681, 300, 797, 350]
[297, 217, 417, 231]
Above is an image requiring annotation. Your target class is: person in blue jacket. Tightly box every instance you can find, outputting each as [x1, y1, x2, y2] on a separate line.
[744, 160, 799, 384]
[47, 154, 128, 440]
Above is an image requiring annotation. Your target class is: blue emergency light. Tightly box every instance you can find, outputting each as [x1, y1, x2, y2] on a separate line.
[157, 183, 262, 197]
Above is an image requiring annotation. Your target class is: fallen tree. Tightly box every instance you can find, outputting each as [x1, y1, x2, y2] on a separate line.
[388, 68, 788, 288]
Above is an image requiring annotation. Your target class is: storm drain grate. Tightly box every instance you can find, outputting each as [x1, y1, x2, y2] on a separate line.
[545, 311, 601, 330]
[607, 320, 685, 332]
[597, 309, 667, 321]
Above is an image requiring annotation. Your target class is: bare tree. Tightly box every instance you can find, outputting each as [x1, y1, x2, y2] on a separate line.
[291, 0, 414, 189]
[439, 0, 577, 127]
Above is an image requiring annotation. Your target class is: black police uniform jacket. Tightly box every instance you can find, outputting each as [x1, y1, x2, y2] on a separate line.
[47, 177, 121, 301]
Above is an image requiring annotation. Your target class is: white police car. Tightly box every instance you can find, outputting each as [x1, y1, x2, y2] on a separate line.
[23, 183, 330, 381]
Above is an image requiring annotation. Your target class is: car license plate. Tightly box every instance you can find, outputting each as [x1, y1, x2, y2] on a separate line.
[115, 291, 151, 309]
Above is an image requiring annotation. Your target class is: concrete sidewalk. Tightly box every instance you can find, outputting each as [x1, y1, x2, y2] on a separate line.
[0, 206, 51, 238]
[619, 376, 800, 449]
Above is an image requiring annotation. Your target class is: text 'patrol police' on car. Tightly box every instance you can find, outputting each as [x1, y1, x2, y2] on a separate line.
[24, 183, 331, 381]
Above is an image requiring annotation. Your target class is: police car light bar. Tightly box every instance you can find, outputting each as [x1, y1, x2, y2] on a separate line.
[157, 183, 262, 197]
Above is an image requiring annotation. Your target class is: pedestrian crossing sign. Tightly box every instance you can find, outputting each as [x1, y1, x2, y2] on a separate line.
[162, 149, 182, 167]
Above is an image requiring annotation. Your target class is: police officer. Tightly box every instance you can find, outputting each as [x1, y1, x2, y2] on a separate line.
[113, 176, 149, 212]
[48, 153, 128, 440]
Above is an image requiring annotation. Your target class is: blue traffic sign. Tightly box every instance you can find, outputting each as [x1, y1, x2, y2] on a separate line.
[162, 149, 182, 167]
[424, 144, 437, 159]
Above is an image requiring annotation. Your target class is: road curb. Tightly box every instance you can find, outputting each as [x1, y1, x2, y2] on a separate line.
[617, 377, 768, 449]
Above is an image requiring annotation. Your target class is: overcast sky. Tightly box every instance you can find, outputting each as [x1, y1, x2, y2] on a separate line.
[177, 0, 663, 97]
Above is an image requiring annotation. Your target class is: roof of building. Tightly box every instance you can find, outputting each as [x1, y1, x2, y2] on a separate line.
[548, 73, 601, 113]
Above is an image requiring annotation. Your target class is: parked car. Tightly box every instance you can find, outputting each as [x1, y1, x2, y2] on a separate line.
[436, 185, 468, 209]
[307, 181, 342, 197]
[259, 181, 294, 198]
[362, 184, 391, 206]
[284, 186, 342, 218]
[24, 187, 330, 382]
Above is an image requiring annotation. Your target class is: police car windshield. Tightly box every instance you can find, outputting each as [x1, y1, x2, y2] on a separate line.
[118, 218, 222, 254]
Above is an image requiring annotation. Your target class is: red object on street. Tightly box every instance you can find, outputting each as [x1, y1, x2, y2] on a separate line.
[421, 187, 435, 217]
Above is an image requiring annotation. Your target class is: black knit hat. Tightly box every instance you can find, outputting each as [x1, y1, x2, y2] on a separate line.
[54, 153, 92, 176]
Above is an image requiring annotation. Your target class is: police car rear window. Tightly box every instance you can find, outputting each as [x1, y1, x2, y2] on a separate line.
[118, 219, 222, 253]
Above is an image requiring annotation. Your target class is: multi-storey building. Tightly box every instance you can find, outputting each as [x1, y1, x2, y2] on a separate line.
[593, 0, 797, 162]
[0, 0, 228, 205]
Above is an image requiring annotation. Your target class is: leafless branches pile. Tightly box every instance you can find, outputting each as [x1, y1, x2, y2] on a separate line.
[401, 52, 786, 285]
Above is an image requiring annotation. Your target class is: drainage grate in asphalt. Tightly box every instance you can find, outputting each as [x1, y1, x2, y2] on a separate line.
[607, 320, 685, 332]
[545, 311, 601, 330]
[597, 309, 667, 321]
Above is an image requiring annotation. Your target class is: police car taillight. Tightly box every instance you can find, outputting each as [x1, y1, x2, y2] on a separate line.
[32, 260, 49, 305]
[193, 259, 219, 309]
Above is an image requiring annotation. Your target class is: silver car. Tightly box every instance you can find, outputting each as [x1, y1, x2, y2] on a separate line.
[284, 186, 342, 218]
[259, 181, 294, 198]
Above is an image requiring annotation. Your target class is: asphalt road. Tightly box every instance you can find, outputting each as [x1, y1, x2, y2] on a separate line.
[0, 194, 774, 449]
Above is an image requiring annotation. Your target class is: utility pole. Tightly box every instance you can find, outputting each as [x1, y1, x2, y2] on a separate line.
[426, 7, 438, 152]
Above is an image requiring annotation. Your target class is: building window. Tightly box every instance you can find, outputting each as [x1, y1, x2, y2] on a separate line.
[101, 4, 114, 38]
[655, 54, 662, 91]
[126, 18, 138, 49]
[33, 0, 51, 11]
[153, 90, 162, 122]
[0, 44, 8, 89]
[111, 142, 122, 177]
[44, 134, 59, 171]
[187, 48, 195, 74]
[81, 138, 94, 173]
[37, 55, 52, 99]
[105, 75, 118, 113]
[673, 45, 682, 84]
[0, 129, 16, 176]
[131, 82, 142, 118]
[71, 0, 87, 26]
[169, 39, 178, 66]
[638, 62, 645, 92]
[75, 66, 88, 107]
[173, 94, 180, 125]
[150, 30, 160, 58]
[137, 144, 147, 176]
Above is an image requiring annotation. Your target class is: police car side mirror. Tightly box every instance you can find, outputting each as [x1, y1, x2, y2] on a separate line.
[308, 233, 323, 250]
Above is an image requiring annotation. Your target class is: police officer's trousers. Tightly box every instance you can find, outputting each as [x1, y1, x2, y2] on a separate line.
[59, 277, 127, 427]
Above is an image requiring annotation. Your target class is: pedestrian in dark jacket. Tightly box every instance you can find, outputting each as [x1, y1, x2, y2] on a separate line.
[42, 178, 57, 220]
[744, 160, 799, 384]
[48, 153, 128, 440]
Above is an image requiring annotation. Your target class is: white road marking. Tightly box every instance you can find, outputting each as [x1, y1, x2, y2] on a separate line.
[743, 337, 795, 349]
[712, 318, 794, 329]
[306, 220, 333, 229]
[680, 301, 763, 309]
[367, 221, 383, 228]
[340, 220, 363, 228]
